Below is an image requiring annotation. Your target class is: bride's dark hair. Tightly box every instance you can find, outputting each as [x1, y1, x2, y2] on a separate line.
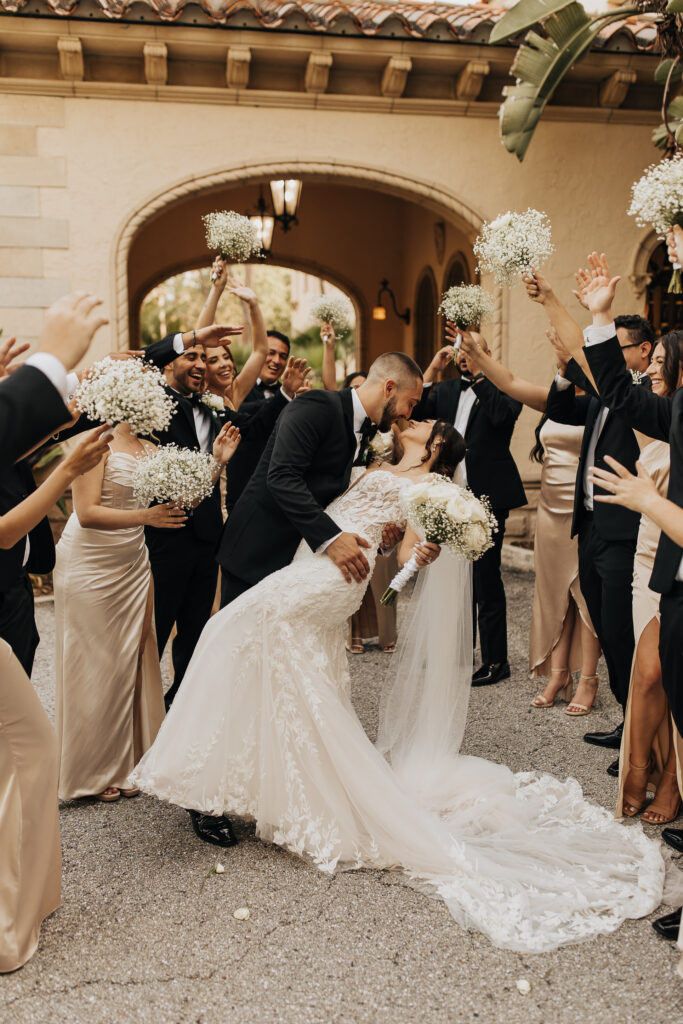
[421, 420, 466, 478]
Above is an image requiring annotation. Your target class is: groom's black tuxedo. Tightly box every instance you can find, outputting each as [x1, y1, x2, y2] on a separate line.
[413, 376, 525, 666]
[218, 387, 357, 602]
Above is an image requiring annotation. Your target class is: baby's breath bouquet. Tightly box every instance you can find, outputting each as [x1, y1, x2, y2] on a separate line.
[310, 294, 354, 334]
[380, 477, 496, 605]
[474, 209, 554, 285]
[628, 154, 683, 293]
[203, 211, 261, 275]
[133, 444, 217, 511]
[438, 284, 494, 330]
[75, 357, 176, 436]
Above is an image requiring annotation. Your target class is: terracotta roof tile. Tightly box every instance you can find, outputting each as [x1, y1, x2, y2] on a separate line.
[0, 0, 659, 51]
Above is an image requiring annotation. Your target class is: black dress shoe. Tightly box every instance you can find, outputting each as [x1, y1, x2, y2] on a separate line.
[471, 662, 511, 687]
[607, 758, 620, 778]
[189, 810, 237, 848]
[583, 722, 623, 749]
[662, 827, 683, 855]
[652, 907, 682, 940]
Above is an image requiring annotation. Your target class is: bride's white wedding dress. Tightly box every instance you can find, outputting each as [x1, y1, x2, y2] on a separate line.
[132, 468, 681, 953]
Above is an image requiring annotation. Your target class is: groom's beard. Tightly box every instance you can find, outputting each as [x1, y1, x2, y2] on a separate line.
[378, 395, 399, 432]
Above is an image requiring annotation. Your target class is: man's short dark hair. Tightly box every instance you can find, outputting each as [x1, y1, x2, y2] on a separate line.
[267, 330, 290, 353]
[367, 351, 423, 386]
[615, 315, 654, 352]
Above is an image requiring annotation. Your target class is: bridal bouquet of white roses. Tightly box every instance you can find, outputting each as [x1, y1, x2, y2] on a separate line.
[310, 294, 354, 333]
[380, 477, 496, 605]
[474, 209, 554, 285]
[75, 356, 176, 436]
[132, 444, 217, 511]
[203, 211, 261, 276]
[628, 154, 683, 293]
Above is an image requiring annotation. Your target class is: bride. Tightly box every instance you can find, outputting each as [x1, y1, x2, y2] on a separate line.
[133, 418, 681, 953]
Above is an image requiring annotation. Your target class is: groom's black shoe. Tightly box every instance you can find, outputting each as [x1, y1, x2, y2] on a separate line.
[606, 758, 620, 778]
[662, 828, 683, 855]
[652, 908, 682, 940]
[583, 722, 623, 749]
[471, 662, 510, 687]
[189, 811, 237, 848]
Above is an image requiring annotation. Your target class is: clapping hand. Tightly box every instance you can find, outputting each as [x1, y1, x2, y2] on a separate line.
[281, 357, 312, 398]
[545, 327, 571, 376]
[226, 275, 257, 307]
[213, 423, 241, 464]
[193, 324, 243, 348]
[574, 252, 621, 317]
[40, 292, 109, 371]
[589, 455, 658, 514]
[433, 340, 458, 368]
[0, 335, 30, 379]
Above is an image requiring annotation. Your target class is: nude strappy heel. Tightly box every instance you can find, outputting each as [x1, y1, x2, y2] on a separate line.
[531, 668, 573, 709]
[622, 757, 652, 817]
[642, 769, 681, 825]
[565, 673, 600, 716]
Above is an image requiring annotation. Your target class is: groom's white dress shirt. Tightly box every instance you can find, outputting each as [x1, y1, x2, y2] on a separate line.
[317, 388, 369, 555]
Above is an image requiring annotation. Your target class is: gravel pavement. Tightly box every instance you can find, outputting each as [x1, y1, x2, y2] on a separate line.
[2, 569, 683, 1024]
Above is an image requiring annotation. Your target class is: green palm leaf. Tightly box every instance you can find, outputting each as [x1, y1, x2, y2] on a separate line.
[499, 5, 639, 160]
[489, 0, 575, 44]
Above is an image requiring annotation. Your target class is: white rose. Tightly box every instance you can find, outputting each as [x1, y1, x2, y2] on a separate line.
[446, 494, 469, 520]
[462, 522, 488, 552]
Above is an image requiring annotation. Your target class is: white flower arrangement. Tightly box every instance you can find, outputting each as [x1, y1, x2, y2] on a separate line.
[366, 431, 395, 466]
[438, 284, 494, 331]
[628, 154, 683, 292]
[132, 444, 217, 511]
[473, 209, 554, 285]
[201, 392, 225, 413]
[310, 294, 354, 333]
[203, 211, 261, 264]
[381, 476, 496, 604]
[630, 369, 647, 385]
[75, 357, 176, 436]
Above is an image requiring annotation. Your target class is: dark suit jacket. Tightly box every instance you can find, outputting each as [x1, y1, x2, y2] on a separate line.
[217, 388, 357, 586]
[0, 459, 55, 593]
[0, 365, 70, 473]
[584, 335, 681, 593]
[413, 377, 526, 510]
[546, 351, 650, 542]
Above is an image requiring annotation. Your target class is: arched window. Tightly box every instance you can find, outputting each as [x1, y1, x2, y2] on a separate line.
[414, 271, 437, 371]
[645, 242, 683, 334]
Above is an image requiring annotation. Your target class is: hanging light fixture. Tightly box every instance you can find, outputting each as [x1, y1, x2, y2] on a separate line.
[249, 191, 275, 256]
[372, 279, 410, 325]
[269, 179, 302, 232]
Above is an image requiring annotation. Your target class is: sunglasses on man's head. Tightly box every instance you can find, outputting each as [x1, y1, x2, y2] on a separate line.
[619, 342, 642, 350]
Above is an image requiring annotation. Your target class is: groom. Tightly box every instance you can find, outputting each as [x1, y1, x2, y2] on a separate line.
[194, 351, 424, 849]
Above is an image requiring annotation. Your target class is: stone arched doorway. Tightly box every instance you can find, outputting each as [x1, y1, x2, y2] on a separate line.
[113, 162, 499, 371]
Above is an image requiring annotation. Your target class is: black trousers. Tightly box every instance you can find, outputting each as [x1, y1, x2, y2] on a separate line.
[220, 569, 251, 608]
[660, 582, 683, 738]
[577, 513, 635, 710]
[473, 508, 509, 665]
[149, 536, 218, 707]
[0, 572, 39, 677]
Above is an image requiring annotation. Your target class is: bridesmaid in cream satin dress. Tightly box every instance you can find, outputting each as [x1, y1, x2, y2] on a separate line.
[616, 341, 682, 824]
[54, 424, 184, 802]
[528, 418, 600, 707]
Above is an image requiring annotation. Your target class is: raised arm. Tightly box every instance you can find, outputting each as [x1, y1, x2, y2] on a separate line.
[456, 330, 548, 413]
[452, 331, 523, 429]
[321, 322, 337, 391]
[225, 279, 268, 409]
[0, 427, 111, 549]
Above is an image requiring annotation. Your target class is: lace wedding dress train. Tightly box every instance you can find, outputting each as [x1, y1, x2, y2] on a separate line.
[132, 469, 681, 953]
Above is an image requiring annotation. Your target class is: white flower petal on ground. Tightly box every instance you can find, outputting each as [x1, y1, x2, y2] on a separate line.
[233, 907, 250, 920]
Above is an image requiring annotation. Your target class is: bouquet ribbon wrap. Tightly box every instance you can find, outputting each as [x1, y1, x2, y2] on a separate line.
[381, 552, 421, 606]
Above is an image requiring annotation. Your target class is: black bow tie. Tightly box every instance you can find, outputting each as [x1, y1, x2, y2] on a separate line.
[359, 417, 377, 442]
[187, 392, 203, 406]
[459, 377, 474, 391]
[257, 381, 276, 393]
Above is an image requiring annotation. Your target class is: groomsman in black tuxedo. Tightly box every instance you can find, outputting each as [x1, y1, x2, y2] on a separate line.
[414, 334, 526, 687]
[224, 330, 291, 513]
[546, 309, 653, 755]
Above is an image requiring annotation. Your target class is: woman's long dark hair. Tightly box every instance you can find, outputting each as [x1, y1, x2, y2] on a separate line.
[530, 411, 548, 464]
[660, 330, 683, 394]
[422, 420, 466, 478]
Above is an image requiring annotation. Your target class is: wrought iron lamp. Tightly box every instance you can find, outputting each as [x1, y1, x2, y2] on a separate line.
[372, 279, 410, 325]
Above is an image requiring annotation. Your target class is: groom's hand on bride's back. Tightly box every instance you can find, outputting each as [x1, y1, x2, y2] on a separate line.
[326, 532, 371, 583]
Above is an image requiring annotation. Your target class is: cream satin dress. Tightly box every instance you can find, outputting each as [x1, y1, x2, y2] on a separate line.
[54, 450, 165, 801]
[616, 441, 682, 816]
[0, 638, 61, 972]
[529, 420, 596, 677]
